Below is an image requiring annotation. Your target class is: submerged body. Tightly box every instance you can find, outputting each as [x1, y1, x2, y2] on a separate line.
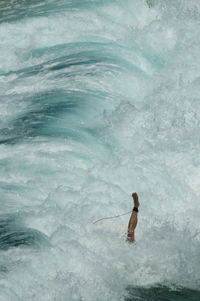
[127, 193, 139, 242]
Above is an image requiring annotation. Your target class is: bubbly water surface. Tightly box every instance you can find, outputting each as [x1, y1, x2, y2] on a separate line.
[0, 0, 200, 300]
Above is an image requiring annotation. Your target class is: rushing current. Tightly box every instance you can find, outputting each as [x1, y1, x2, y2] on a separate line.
[0, 0, 200, 300]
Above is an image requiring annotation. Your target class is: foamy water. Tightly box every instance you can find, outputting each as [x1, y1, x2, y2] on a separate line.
[0, 0, 200, 300]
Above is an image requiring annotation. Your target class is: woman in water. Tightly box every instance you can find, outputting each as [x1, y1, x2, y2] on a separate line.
[127, 193, 139, 242]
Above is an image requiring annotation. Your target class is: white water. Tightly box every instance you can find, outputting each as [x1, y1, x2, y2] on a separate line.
[0, 0, 200, 300]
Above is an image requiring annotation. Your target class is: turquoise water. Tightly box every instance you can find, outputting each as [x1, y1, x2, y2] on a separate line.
[0, 0, 200, 300]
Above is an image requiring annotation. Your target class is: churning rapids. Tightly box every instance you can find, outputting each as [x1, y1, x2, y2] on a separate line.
[0, 0, 200, 300]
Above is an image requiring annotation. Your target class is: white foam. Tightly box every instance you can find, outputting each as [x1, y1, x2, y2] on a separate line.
[0, 0, 200, 300]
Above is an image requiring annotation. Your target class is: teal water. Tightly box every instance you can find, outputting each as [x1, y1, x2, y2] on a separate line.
[0, 0, 200, 300]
